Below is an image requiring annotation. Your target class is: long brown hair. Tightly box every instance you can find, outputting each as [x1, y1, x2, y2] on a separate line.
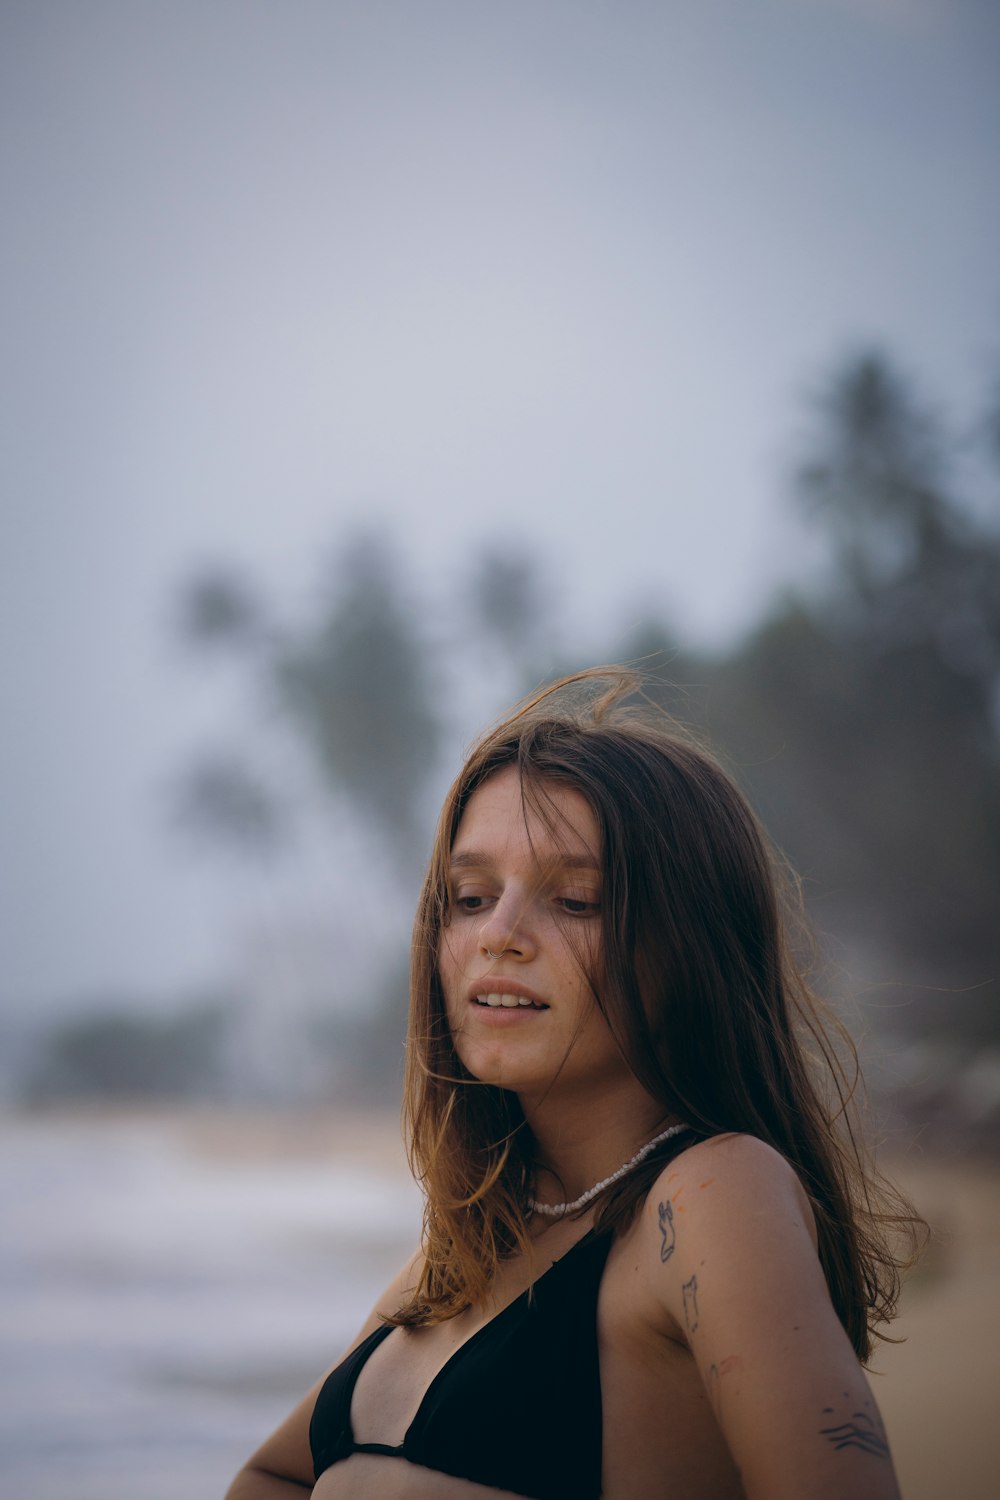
[395, 667, 922, 1359]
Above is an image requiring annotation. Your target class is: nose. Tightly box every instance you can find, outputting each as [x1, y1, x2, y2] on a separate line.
[478, 889, 536, 962]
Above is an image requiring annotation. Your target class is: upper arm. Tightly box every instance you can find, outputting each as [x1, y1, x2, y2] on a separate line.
[641, 1135, 900, 1500]
[225, 1248, 423, 1495]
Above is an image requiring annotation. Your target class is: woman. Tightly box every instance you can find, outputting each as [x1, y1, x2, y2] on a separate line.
[228, 668, 920, 1499]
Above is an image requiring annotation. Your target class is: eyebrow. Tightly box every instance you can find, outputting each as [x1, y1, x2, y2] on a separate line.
[449, 849, 601, 873]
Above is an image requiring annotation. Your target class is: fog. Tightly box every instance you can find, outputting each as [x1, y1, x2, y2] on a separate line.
[1, 0, 998, 1017]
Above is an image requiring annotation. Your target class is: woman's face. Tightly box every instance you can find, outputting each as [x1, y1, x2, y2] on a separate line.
[438, 765, 632, 1101]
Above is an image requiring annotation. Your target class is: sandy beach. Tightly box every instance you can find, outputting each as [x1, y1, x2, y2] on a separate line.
[179, 1109, 1000, 1498]
[3, 1107, 997, 1499]
[869, 1154, 1000, 1500]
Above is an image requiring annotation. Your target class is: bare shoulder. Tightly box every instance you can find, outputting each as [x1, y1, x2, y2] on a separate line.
[641, 1132, 817, 1251]
[622, 1137, 903, 1498]
[371, 1243, 424, 1321]
[628, 1132, 823, 1343]
[657, 1128, 807, 1188]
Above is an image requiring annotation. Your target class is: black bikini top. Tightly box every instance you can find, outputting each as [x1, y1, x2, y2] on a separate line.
[309, 1227, 613, 1500]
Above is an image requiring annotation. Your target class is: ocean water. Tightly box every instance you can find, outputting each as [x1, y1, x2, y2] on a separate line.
[0, 1111, 422, 1499]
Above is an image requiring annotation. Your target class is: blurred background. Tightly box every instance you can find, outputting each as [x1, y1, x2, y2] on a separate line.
[1, 1, 998, 1496]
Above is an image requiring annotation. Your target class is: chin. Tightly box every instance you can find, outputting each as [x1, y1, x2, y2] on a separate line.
[455, 1041, 550, 1094]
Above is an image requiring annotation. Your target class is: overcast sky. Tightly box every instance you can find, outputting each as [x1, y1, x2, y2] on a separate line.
[1, 0, 998, 1017]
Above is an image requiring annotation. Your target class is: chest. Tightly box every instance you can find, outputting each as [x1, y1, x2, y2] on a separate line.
[340, 1229, 742, 1500]
[351, 1233, 607, 1447]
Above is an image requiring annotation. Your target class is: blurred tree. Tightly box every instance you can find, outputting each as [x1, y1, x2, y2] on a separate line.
[175, 532, 442, 873]
[23, 1001, 232, 1103]
[711, 351, 1000, 1043]
[175, 567, 267, 652]
[171, 532, 441, 1099]
[171, 564, 290, 861]
[274, 533, 441, 871]
[465, 544, 553, 680]
[469, 546, 543, 656]
[798, 354, 947, 599]
[169, 754, 290, 859]
[797, 353, 1000, 687]
[448, 542, 576, 737]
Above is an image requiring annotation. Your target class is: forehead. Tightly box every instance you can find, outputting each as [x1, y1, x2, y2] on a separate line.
[451, 765, 600, 863]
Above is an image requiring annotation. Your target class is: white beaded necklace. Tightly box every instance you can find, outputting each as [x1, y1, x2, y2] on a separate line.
[527, 1122, 690, 1218]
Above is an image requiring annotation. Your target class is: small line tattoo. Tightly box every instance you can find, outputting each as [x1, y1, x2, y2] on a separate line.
[682, 1273, 700, 1333]
[657, 1199, 676, 1262]
[819, 1408, 889, 1460]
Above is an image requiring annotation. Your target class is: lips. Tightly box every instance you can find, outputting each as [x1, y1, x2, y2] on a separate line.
[474, 992, 547, 1010]
[467, 979, 548, 1010]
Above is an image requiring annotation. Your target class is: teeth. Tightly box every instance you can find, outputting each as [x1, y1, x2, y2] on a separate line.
[475, 993, 542, 1009]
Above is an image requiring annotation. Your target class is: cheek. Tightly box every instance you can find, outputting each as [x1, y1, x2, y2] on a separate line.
[437, 927, 467, 1017]
[557, 931, 602, 1004]
[438, 925, 459, 984]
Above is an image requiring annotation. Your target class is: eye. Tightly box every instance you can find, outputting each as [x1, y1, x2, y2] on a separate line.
[556, 895, 600, 915]
[453, 892, 491, 912]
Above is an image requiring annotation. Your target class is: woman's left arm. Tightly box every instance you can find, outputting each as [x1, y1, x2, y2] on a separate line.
[641, 1134, 902, 1500]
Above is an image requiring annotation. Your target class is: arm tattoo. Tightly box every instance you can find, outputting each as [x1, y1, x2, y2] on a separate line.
[819, 1396, 890, 1460]
[682, 1273, 699, 1333]
[657, 1199, 676, 1262]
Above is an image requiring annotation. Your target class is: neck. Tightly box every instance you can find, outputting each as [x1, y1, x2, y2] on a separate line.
[520, 1077, 671, 1205]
